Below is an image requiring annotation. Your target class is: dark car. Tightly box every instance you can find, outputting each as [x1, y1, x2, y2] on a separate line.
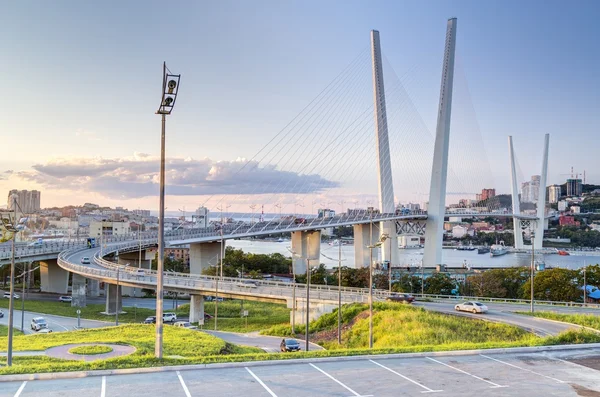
[143, 316, 156, 324]
[386, 293, 415, 304]
[280, 338, 301, 352]
[204, 313, 214, 320]
[0, 310, 4, 318]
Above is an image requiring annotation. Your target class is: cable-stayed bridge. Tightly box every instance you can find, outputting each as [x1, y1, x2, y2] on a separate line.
[2, 19, 554, 321]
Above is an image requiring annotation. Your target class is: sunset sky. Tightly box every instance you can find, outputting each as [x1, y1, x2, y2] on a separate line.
[1, 1, 598, 215]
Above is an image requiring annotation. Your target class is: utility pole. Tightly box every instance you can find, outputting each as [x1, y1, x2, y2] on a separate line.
[7, 194, 17, 366]
[338, 230, 342, 345]
[583, 260, 587, 307]
[305, 235, 311, 352]
[530, 231, 535, 313]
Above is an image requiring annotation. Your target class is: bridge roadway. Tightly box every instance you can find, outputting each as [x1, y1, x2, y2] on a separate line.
[58, 242, 375, 305]
[0, 209, 542, 265]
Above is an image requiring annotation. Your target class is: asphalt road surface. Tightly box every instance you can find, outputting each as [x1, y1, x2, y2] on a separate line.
[2, 347, 600, 396]
[203, 330, 324, 353]
[0, 309, 111, 335]
[416, 301, 582, 336]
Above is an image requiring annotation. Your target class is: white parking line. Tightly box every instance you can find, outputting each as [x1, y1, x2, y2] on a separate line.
[14, 381, 27, 397]
[480, 354, 565, 383]
[370, 360, 443, 393]
[425, 357, 507, 388]
[245, 367, 278, 397]
[101, 376, 106, 397]
[309, 363, 373, 397]
[177, 371, 192, 397]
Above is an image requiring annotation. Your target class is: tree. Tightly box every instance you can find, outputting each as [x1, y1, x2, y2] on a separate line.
[579, 264, 600, 288]
[392, 273, 422, 294]
[521, 268, 581, 302]
[465, 272, 506, 298]
[424, 272, 455, 295]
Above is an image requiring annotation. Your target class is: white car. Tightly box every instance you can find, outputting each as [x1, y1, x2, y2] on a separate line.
[163, 313, 177, 322]
[133, 268, 145, 276]
[31, 317, 48, 331]
[173, 321, 197, 330]
[3, 292, 20, 299]
[59, 296, 72, 303]
[455, 301, 488, 314]
[81, 257, 91, 264]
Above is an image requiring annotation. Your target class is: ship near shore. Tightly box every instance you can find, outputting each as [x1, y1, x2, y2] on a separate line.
[490, 241, 508, 257]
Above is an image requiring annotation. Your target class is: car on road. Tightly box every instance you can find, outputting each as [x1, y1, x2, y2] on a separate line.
[143, 316, 156, 324]
[0, 310, 4, 318]
[386, 293, 415, 304]
[81, 257, 91, 264]
[280, 338, 301, 352]
[31, 317, 49, 331]
[36, 328, 53, 334]
[59, 296, 72, 303]
[163, 313, 177, 322]
[132, 268, 145, 276]
[173, 321, 198, 330]
[455, 301, 488, 314]
[3, 292, 20, 299]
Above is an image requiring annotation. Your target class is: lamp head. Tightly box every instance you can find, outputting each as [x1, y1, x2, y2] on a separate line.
[167, 80, 177, 94]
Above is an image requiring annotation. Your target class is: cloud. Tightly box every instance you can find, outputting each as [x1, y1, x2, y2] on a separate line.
[16, 154, 338, 199]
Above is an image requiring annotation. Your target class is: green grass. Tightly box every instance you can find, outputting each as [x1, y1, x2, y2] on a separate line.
[197, 300, 290, 332]
[518, 311, 600, 331]
[0, 324, 263, 375]
[0, 299, 289, 332]
[262, 302, 600, 351]
[0, 325, 23, 337]
[68, 345, 114, 355]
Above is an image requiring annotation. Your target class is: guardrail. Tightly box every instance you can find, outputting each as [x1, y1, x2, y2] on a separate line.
[412, 293, 600, 309]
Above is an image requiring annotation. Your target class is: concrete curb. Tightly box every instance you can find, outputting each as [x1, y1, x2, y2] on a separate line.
[2, 342, 600, 382]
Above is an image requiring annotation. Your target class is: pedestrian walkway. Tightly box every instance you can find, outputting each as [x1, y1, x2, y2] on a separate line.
[45, 343, 136, 361]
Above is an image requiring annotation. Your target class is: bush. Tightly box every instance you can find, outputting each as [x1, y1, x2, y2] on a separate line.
[68, 345, 113, 355]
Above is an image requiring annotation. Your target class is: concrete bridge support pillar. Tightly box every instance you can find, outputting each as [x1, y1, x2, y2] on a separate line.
[290, 230, 321, 275]
[117, 255, 152, 297]
[39, 259, 69, 294]
[71, 274, 87, 307]
[189, 295, 205, 325]
[104, 284, 123, 315]
[87, 279, 100, 297]
[353, 224, 379, 268]
[189, 242, 221, 275]
[288, 299, 337, 325]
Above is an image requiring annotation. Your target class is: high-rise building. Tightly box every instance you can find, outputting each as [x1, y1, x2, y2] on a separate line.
[7, 189, 41, 213]
[566, 178, 582, 197]
[193, 206, 209, 228]
[530, 175, 541, 203]
[521, 182, 531, 203]
[548, 185, 561, 203]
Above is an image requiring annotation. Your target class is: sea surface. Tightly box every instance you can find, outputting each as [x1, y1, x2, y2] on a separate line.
[227, 239, 600, 270]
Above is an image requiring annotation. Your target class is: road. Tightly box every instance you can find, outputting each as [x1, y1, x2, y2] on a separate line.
[416, 301, 583, 337]
[0, 309, 111, 335]
[203, 330, 324, 353]
[2, 347, 600, 396]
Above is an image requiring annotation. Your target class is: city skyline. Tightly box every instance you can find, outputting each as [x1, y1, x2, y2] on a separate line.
[1, 1, 599, 213]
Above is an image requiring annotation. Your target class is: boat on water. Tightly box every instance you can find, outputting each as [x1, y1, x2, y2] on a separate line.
[490, 241, 508, 257]
[557, 250, 570, 256]
[456, 244, 476, 251]
[477, 246, 490, 254]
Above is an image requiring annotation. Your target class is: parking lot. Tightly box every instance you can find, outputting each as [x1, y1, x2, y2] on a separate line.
[3, 347, 600, 397]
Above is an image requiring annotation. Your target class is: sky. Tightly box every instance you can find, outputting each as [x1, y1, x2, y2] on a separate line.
[0, 1, 598, 214]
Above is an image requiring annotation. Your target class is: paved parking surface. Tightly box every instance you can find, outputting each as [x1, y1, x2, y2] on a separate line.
[2, 348, 600, 396]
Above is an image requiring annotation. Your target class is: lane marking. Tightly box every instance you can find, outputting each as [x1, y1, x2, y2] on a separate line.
[245, 367, 278, 397]
[425, 357, 507, 388]
[177, 371, 192, 397]
[309, 363, 373, 397]
[480, 354, 565, 383]
[101, 376, 106, 397]
[14, 381, 27, 397]
[370, 360, 442, 393]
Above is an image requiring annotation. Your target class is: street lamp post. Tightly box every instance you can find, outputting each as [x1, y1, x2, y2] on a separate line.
[530, 231, 535, 313]
[583, 260, 587, 307]
[337, 232, 342, 344]
[6, 194, 18, 366]
[305, 243, 311, 352]
[367, 234, 387, 349]
[155, 62, 181, 359]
